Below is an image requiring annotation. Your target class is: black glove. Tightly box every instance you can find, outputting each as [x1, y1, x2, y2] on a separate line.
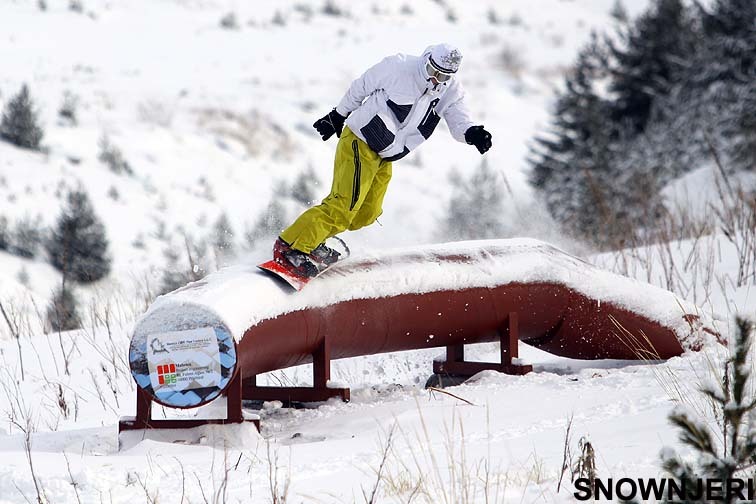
[313, 108, 346, 141]
[465, 125, 492, 154]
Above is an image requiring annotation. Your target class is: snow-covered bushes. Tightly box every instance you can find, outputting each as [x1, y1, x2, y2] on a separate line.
[0, 84, 44, 151]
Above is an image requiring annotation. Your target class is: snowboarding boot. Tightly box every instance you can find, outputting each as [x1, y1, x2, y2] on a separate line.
[273, 237, 319, 278]
[309, 242, 341, 267]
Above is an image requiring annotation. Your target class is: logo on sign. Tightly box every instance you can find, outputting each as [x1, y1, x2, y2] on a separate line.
[157, 364, 177, 385]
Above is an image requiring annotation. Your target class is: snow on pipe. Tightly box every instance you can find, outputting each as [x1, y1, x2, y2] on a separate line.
[130, 239, 720, 408]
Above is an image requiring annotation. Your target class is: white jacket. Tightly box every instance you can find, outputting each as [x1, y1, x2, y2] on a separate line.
[335, 49, 475, 161]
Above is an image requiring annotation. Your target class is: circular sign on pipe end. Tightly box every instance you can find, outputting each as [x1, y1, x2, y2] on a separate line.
[129, 326, 237, 409]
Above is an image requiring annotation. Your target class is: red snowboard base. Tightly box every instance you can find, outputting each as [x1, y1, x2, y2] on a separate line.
[258, 260, 316, 291]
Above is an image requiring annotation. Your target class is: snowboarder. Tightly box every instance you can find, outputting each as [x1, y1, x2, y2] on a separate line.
[274, 43, 493, 278]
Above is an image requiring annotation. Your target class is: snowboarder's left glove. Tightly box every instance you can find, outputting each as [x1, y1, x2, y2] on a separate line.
[313, 109, 346, 141]
[465, 125, 492, 154]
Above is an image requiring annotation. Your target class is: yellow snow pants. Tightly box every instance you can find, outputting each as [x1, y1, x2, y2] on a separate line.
[280, 127, 393, 253]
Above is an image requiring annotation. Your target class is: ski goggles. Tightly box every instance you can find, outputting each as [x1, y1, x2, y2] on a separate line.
[425, 58, 454, 83]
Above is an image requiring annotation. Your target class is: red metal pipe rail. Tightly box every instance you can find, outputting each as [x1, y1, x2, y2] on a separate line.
[122, 240, 720, 433]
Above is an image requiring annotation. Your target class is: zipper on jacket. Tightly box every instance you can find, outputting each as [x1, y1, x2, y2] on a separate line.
[350, 140, 361, 210]
[387, 88, 430, 156]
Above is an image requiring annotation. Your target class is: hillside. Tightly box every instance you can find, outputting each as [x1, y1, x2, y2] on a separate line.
[0, 0, 650, 328]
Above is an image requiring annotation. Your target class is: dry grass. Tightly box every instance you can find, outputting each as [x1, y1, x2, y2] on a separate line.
[196, 108, 297, 161]
[354, 403, 556, 504]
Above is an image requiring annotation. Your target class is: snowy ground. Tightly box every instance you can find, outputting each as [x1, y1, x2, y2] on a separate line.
[0, 307, 739, 503]
[0, 229, 751, 502]
[2, 0, 755, 503]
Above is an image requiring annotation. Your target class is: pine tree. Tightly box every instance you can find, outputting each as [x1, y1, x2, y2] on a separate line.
[529, 35, 623, 243]
[609, 0, 628, 23]
[437, 160, 509, 241]
[661, 317, 756, 503]
[693, 0, 756, 172]
[731, 86, 756, 171]
[46, 189, 111, 283]
[607, 0, 696, 134]
[0, 216, 8, 251]
[46, 282, 81, 333]
[0, 84, 44, 150]
[694, 0, 756, 86]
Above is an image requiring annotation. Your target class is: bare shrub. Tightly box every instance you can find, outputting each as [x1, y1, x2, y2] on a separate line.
[58, 90, 78, 126]
[375, 407, 515, 503]
[137, 99, 174, 128]
[98, 134, 133, 175]
[399, 4, 413, 15]
[245, 196, 288, 249]
[211, 212, 236, 267]
[266, 440, 291, 503]
[498, 44, 526, 79]
[197, 108, 296, 161]
[10, 215, 43, 259]
[572, 437, 597, 494]
[289, 166, 320, 206]
[271, 10, 286, 26]
[159, 233, 210, 295]
[487, 8, 501, 25]
[0, 216, 9, 251]
[557, 415, 574, 492]
[46, 282, 82, 333]
[220, 12, 239, 30]
[322, 0, 345, 17]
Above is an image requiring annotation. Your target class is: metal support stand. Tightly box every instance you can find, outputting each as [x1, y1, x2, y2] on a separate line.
[433, 312, 533, 377]
[242, 336, 350, 405]
[118, 371, 259, 433]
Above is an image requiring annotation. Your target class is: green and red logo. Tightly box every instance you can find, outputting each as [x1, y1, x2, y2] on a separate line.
[157, 364, 177, 385]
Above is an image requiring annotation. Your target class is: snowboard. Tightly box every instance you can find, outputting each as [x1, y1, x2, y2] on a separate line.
[258, 237, 349, 291]
[257, 259, 326, 291]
